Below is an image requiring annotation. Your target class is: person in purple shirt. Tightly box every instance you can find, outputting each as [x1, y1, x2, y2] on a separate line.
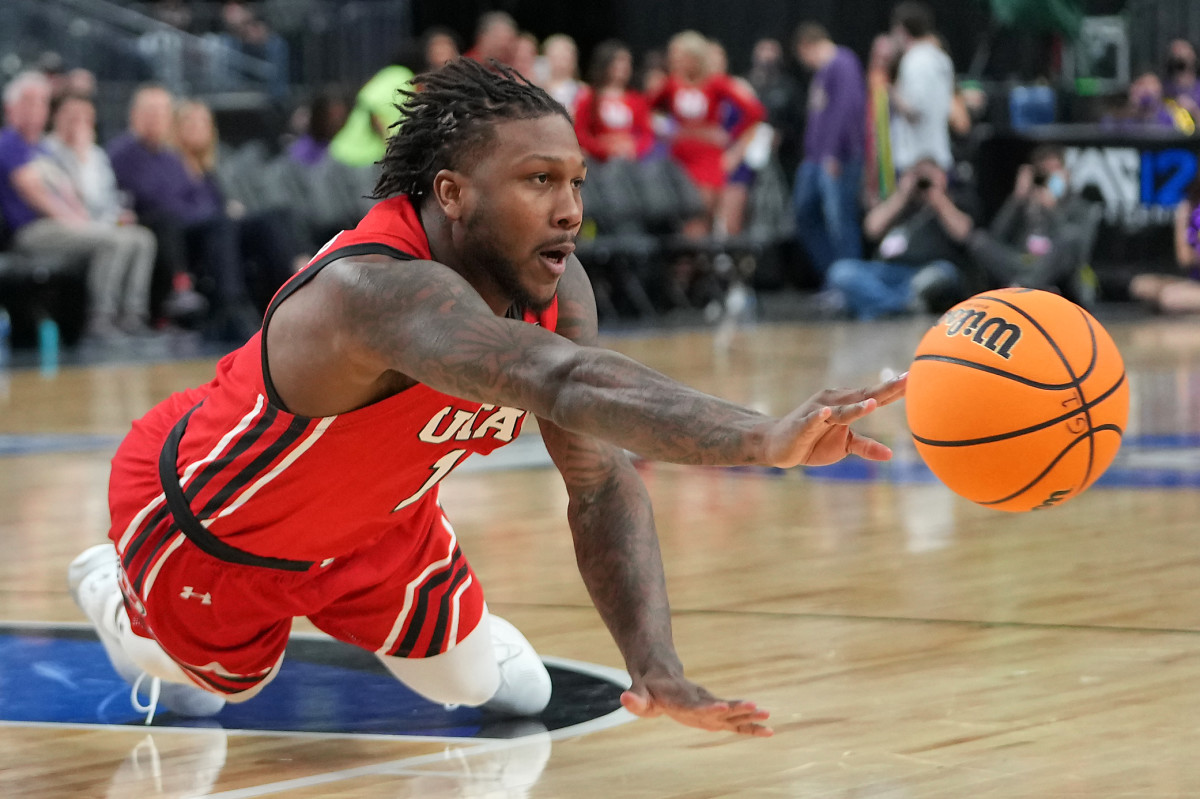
[108, 85, 256, 341]
[793, 23, 867, 277]
[0, 71, 155, 341]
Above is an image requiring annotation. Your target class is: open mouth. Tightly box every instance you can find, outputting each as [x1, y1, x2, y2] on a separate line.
[536, 243, 574, 274]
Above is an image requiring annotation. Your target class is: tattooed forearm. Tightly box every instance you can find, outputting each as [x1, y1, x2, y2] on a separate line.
[332, 256, 773, 467]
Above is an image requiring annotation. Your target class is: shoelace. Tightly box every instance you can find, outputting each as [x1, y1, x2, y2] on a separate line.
[130, 672, 162, 726]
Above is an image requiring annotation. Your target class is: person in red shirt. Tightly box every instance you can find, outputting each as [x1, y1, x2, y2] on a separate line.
[462, 11, 518, 68]
[68, 58, 904, 737]
[649, 31, 766, 230]
[573, 40, 655, 162]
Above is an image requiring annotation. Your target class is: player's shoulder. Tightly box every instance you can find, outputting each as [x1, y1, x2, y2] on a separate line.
[551, 255, 599, 346]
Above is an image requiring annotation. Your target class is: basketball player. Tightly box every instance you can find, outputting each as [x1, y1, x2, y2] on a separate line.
[69, 58, 906, 738]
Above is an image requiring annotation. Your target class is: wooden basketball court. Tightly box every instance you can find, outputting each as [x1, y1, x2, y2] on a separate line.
[3, 313, 1200, 797]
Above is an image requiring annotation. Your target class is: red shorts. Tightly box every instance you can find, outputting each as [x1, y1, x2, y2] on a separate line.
[107, 396, 485, 695]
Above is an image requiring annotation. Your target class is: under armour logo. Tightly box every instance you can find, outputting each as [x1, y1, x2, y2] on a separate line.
[180, 586, 212, 605]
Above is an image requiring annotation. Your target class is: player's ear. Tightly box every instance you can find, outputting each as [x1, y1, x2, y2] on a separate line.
[432, 169, 467, 221]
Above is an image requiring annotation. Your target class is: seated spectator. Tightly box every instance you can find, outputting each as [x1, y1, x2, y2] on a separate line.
[175, 100, 302, 313]
[108, 85, 257, 340]
[649, 31, 766, 234]
[464, 11, 518, 67]
[573, 40, 655, 163]
[0, 72, 155, 342]
[966, 145, 1098, 302]
[825, 158, 973, 320]
[43, 92, 159, 337]
[541, 34, 583, 112]
[1130, 175, 1200, 313]
[1163, 39, 1200, 120]
[328, 53, 414, 167]
[1107, 72, 1193, 132]
[422, 27, 461, 71]
[287, 90, 348, 167]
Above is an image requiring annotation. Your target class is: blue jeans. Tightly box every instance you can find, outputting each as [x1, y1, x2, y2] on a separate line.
[793, 159, 863, 277]
[826, 259, 958, 320]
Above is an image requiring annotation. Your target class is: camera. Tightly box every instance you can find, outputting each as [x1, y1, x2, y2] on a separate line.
[915, 176, 933, 191]
[1032, 172, 1048, 187]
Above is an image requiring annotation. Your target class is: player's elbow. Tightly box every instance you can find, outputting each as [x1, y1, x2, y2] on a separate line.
[540, 349, 614, 431]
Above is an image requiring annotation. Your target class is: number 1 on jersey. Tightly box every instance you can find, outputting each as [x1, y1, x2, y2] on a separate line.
[393, 449, 467, 511]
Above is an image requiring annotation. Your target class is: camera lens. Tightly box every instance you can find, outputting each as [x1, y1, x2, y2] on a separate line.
[916, 176, 932, 190]
[1032, 173, 1047, 187]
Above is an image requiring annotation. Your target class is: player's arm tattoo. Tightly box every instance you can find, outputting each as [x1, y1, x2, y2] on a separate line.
[327, 255, 774, 466]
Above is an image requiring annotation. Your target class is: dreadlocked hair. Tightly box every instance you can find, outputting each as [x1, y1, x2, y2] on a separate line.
[373, 57, 571, 201]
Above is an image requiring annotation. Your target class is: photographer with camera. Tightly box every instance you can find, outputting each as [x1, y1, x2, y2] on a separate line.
[965, 145, 1099, 303]
[819, 158, 975, 320]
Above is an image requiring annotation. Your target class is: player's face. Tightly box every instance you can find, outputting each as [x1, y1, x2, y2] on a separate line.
[459, 115, 585, 312]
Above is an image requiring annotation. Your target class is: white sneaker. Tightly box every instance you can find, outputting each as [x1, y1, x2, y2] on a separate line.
[68, 544, 225, 722]
[483, 616, 552, 717]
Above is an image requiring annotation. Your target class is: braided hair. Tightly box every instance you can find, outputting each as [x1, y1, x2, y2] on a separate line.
[373, 57, 571, 201]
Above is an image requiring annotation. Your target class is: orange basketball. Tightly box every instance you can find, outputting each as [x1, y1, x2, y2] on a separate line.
[905, 288, 1128, 512]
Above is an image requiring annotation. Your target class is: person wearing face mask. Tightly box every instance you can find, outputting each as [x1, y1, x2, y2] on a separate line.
[965, 145, 1099, 302]
[1163, 39, 1200, 120]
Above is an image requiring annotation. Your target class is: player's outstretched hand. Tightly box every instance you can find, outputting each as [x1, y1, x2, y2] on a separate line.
[765, 372, 907, 468]
[620, 671, 773, 737]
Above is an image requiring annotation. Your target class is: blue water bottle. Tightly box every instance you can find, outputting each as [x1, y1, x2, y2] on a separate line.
[0, 307, 11, 368]
[38, 315, 59, 376]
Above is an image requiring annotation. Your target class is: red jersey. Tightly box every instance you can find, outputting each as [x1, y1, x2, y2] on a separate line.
[573, 86, 655, 162]
[114, 196, 558, 568]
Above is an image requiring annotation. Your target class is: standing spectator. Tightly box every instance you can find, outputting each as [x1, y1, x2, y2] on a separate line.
[649, 31, 766, 233]
[793, 23, 867, 277]
[422, 27, 461, 71]
[864, 33, 899, 207]
[1130, 175, 1200, 313]
[541, 34, 583, 112]
[967, 146, 1098, 301]
[43, 93, 158, 336]
[746, 38, 803, 187]
[574, 40, 655, 163]
[328, 54, 414, 168]
[1163, 39, 1200, 120]
[463, 11, 519, 67]
[0, 72, 155, 342]
[512, 32, 541, 81]
[889, 1, 954, 172]
[175, 100, 301, 312]
[825, 159, 973, 320]
[108, 85, 255, 340]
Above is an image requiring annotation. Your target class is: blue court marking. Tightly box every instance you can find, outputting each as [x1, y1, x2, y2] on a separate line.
[0, 625, 626, 739]
[0, 434, 122, 457]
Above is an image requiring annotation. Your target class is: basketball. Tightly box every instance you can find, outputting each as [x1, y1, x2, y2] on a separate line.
[905, 288, 1129, 512]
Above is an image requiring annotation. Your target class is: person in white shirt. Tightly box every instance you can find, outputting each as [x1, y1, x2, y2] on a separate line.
[889, 1, 954, 172]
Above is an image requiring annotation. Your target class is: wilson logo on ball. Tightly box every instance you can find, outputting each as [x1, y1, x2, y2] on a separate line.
[940, 308, 1023, 359]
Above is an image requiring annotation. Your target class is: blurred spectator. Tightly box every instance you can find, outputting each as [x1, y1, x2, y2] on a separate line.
[825, 158, 973, 320]
[649, 31, 765, 233]
[175, 100, 300, 312]
[328, 53, 414, 167]
[966, 145, 1097, 301]
[64, 68, 97, 100]
[746, 38, 803, 185]
[542, 34, 583, 112]
[708, 40, 767, 237]
[218, 5, 290, 101]
[108, 85, 255, 339]
[1163, 39, 1200, 120]
[464, 11, 519, 67]
[423, 27, 461, 71]
[287, 90, 348, 167]
[36, 51, 69, 99]
[151, 0, 194, 32]
[574, 40, 655, 163]
[43, 93, 158, 336]
[1129, 176, 1200, 313]
[640, 50, 669, 97]
[0, 73, 154, 342]
[864, 33, 899, 206]
[513, 32, 541, 80]
[889, 1, 954, 172]
[793, 22, 867, 277]
[1108, 71, 1193, 131]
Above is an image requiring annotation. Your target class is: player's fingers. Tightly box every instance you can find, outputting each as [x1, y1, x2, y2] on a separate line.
[735, 722, 775, 737]
[847, 431, 893, 461]
[824, 398, 878, 425]
[817, 373, 906, 407]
